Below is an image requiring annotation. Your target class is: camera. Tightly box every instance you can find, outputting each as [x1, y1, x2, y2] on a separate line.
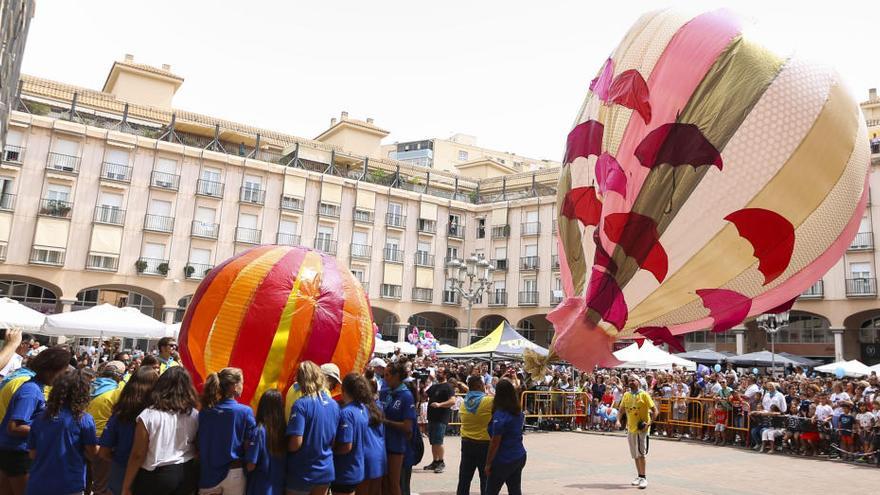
[411, 368, 431, 381]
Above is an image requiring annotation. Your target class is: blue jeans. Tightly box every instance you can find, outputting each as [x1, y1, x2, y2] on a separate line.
[457, 439, 489, 495]
[751, 426, 766, 446]
[486, 454, 526, 495]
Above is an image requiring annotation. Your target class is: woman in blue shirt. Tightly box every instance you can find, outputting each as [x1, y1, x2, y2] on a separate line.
[382, 362, 416, 495]
[26, 368, 98, 495]
[331, 374, 373, 495]
[99, 366, 160, 495]
[0, 346, 71, 495]
[358, 378, 386, 495]
[198, 367, 255, 494]
[286, 360, 340, 495]
[245, 389, 286, 495]
[485, 379, 526, 495]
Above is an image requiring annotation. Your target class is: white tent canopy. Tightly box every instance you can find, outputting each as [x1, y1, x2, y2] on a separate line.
[613, 341, 697, 371]
[165, 323, 181, 339]
[40, 304, 167, 339]
[815, 359, 872, 378]
[373, 338, 396, 354]
[0, 298, 46, 332]
[869, 363, 880, 375]
[392, 341, 418, 355]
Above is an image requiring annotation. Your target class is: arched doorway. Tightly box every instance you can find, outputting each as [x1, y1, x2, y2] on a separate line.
[476, 314, 507, 337]
[0, 278, 59, 313]
[174, 295, 193, 323]
[408, 312, 459, 346]
[371, 306, 399, 341]
[74, 285, 164, 320]
[516, 314, 553, 348]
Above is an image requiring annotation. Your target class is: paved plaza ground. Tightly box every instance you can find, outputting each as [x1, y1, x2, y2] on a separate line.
[411, 431, 879, 494]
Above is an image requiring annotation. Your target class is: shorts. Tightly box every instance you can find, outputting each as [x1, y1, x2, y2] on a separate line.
[627, 431, 648, 459]
[714, 424, 725, 432]
[800, 432, 819, 442]
[330, 482, 359, 493]
[0, 449, 31, 477]
[428, 422, 447, 445]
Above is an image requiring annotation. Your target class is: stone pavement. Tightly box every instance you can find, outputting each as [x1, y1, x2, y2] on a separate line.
[412, 431, 879, 494]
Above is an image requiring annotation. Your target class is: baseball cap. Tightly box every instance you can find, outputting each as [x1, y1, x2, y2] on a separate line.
[320, 363, 341, 384]
[369, 357, 387, 368]
[103, 361, 126, 375]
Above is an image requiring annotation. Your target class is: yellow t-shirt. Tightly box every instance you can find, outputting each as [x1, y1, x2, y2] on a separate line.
[621, 390, 655, 433]
[86, 385, 123, 436]
[460, 395, 494, 441]
[0, 375, 41, 421]
[284, 383, 332, 420]
[159, 359, 179, 375]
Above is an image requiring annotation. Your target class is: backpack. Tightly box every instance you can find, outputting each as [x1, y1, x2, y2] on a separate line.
[410, 419, 425, 465]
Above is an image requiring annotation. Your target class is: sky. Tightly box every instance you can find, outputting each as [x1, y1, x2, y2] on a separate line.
[19, 0, 877, 161]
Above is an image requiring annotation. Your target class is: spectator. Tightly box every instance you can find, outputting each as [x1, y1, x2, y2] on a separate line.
[154, 338, 179, 375]
[485, 380, 526, 495]
[617, 375, 657, 490]
[86, 360, 126, 495]
[139, 355, 161, 374]
[0, 331, 25, 379]
[838, 402, 855, 460]
[760, 405, 785, 454]
[122, 366, 199, 495]
[423, 368, 455, 474]
[245, 390, 286, 495]
[762, 382, 787, 414]
[457, 375, 493, 495]
[26, 369, 98, 495]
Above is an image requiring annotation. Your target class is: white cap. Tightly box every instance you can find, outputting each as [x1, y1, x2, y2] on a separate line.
[370, 357, 387, 368]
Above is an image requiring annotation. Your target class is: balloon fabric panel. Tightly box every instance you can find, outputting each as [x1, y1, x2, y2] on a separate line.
[300, 255, 346, 365]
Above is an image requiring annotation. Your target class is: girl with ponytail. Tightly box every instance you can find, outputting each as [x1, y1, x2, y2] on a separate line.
[245, 389, 286, 495]
[358, 377, 386, 495]
[331, 374, 372, 495]
[197, 367, 255, 495]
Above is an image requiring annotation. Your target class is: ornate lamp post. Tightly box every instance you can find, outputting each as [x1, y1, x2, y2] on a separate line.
[446, 254, 494, 347]
[756, 310, 790, 376]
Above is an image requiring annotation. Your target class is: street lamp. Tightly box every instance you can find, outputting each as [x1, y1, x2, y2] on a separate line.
[446, 253, 494, 346]
[756, 310, 790, 376]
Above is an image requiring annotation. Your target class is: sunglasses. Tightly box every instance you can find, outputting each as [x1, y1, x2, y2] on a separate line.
[164, 343, 178, 349]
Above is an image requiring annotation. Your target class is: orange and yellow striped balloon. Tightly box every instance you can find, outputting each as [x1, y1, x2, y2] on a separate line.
[179, 245, 375, 408]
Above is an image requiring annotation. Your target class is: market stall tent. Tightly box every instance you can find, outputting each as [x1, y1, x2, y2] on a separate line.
[815, 360, 871, 378]
[614, 341, 697, 371]
[440, 321, 548, 360]
[0, 298, 46, 332]
[40, 304, 167, 339]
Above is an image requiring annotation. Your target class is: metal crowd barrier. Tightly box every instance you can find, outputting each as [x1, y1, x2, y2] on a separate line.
[652, 397, 751, 446]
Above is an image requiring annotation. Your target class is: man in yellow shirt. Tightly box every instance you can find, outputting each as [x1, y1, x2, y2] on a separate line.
[457, 375, 494, 495]
[156, 337, 180, 374]
[616, 374, 658, 490]
[86, 361, 125, 495]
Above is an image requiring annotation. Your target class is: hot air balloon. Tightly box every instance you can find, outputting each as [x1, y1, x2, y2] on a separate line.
[551, 9, 870, 370]
[178, 245, 375, 408]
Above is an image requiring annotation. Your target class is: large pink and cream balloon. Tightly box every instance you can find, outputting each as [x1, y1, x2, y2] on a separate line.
[551, 9, 870, 369]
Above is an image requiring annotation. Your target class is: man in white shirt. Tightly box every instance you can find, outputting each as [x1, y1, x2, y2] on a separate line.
[0, 333, 29, 378]
[761, 382, 787, 413]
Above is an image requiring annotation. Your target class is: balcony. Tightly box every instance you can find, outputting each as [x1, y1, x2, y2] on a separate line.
[550, 291, 564, 306]
[353, 209, 373, 223]
[418, 219, 436, 234]
[185, 262, 213, 280]
[236, 227, 262, 244]
[30, 246, 65, 266]
[799, 280, 824, 299]
[144, 214, 174, 233]
[846, 278, 877, 297]
[521, 221, 541, 236]
[46, 152, 80, 174]
[414, 251, 434, 267]
[386, 213, 406, 229]
[442, 290, 461, 305]
[86, 253, 119, 272]
[489, 290, 508, 306]
[276, 232, 301, 246]
[552, 255, 560, 271]
[319, 202, 340, 218]
[448, 224, 465, 239]
[412, 287, 433, 302]
[384, 248, 404, 263]
[0, 243, 6, 262]
[39, 199, 72, 218]
[196, 179, 224, 198]
[239, 187, 266, 206]
[136, 257, 169, 276]
[519, 291, 539, 306]
[100, 162, 132, 182]
[0, 193, 15, 211]
[849, 232, 874, 251]
[315, 238, 338, 255]
[150, 171, 180, 191]
[491, 258, 508, 271]
[552, 220, 558, 234]
[520, 256, 540, 271]
[351, 243, 371, 259]
[381, 284, 402, 299]
[491, 225, 510, 239]
[280, 195, 305, 213]
[191, 220, 220, 239]
[94, 206, 125, 225]
[2, 145, 24, 164]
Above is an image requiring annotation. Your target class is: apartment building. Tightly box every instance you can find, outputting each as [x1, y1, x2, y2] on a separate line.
[1, 55, 880, 364]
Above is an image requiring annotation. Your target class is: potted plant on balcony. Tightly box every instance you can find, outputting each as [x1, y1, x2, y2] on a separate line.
[183, 265, 195, 279]
[157, 262, 169, 276]
[134, 260, 147, 273]
[469, 190, 479, 203]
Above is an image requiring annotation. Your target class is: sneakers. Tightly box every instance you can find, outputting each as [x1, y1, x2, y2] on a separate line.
[631, 477, 643, 486]
[638, 478, 648, 489]
[423, 460, 438, 471]
[434, 461, 446, 473]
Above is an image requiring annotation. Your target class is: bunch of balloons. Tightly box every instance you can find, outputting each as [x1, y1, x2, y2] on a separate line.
[407, 327, 441, 354]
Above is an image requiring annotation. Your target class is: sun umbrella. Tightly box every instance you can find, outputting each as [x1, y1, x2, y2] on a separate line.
[726, 351, 801, 368]
[815, 360, 871, 378]
[0, 298, 46, 332]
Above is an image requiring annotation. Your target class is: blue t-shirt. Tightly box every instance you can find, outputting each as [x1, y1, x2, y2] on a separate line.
[26, 409, 98, 495]
[198, 398, 257, 488]
[0, 379, 45, 452]
[286, 393, 340, 486]
[363, 401, 387, 480]
[334, 402, 369, 485]
[383, 385, 416, 456]
[488, 410, 526, 465]
[245, 425, 285, 495]
[98, 414, 135, 466]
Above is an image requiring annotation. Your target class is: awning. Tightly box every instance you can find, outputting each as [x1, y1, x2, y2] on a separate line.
[0, 298, 46, 332]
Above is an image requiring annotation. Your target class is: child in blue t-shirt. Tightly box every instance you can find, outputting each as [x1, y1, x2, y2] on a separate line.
[485, 379, 527, 495]
[27, 369, 99, 495]
[359, 382, 387, 495]
[332, 373, 374, 495]
[382, 363, 417, 495]
[246, 389, 287, 495]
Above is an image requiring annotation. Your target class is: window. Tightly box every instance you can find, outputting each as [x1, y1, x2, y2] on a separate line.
[477, 218, 486, 238]
[0, 280, 58, 313]
[525, 211, 538, 223]
[522, 279, 537, 292]
[278, 219, 300, 245]
[850, 262, 872, 279]
[447, 246, 459, 261]
[353, 231, 369, 245]
[0, 178, 13, 210]
[195, 206, 216, 224]
[96, 192, 124, 224]
[75, 288, 155, 318]
[187, 248, 212, 279]
[351, 267, 367, 284]
[388, 202, 403, 216]
[495, 247, 507, 259]
[143, 242, 165, 260]
[524, 244, 538, 257]
[243, 175, 262, 191]
[46, 183, 71, 202]
[148, 199, 172, 216]
[317, 226, 335, 251]
[458, 150, 468, 161]
[155, 158, 177, 174]
[51, 138, 79, 157]
[238, 213, 258, 230]
[201, 167, 221, 182]
[3, 130, 23, 162]
[146, 199, 173, 232]
[386, 237, 400, 251]
[190, 248, 211, 265]
[280, 219, 298, 235]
